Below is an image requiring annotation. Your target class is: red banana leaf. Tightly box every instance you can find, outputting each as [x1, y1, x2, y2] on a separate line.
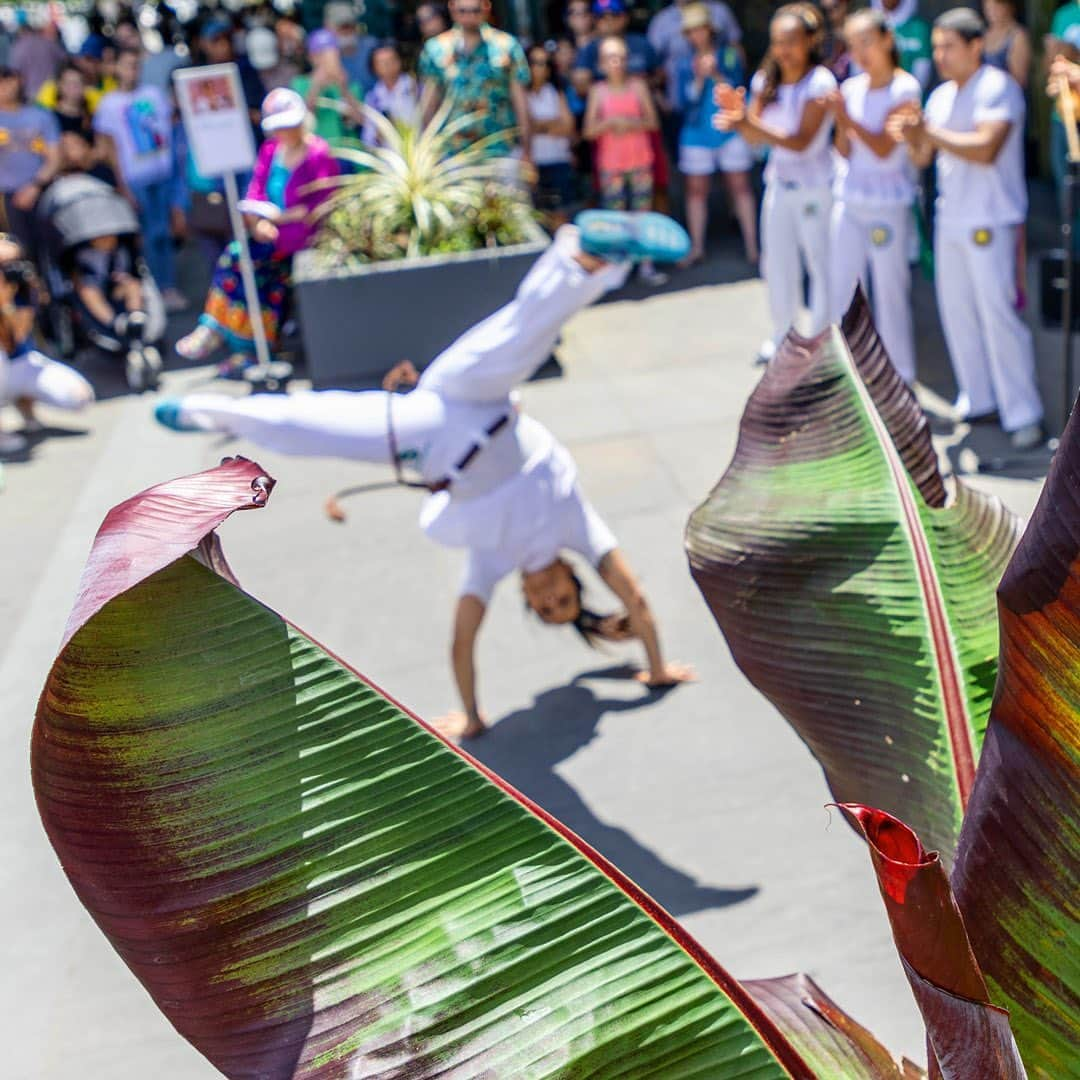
[34, 459, 921, 1079]
[950, 395, 1080, 1079]
[839, 805, 1026, 1079]
[685, 294, 1021, 865]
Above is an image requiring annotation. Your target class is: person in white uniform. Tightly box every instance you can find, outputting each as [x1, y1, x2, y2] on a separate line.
[713, 3, 837, 362]
[889, 7, 1043, 448]
[154, 218, 695, 739]
[825, 8, 921, 383]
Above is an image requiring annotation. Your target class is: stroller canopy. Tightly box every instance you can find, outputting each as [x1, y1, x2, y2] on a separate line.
[37, 175, 140, 250]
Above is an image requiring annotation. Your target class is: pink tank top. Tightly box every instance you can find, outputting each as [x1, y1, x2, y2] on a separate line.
[596, 83, 653, 173]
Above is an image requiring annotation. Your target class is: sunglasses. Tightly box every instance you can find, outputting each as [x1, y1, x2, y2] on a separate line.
[530, 57, 551, 65]
[456, 5, 483, 13]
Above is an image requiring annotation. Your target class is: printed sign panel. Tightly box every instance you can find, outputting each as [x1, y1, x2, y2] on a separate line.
[174, 63, 256, 178]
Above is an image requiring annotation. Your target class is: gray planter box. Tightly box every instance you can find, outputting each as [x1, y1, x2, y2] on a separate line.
[293, 237, 550, 387]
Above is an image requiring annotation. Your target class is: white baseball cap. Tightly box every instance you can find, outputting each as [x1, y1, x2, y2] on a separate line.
[261, 87, 307, 131]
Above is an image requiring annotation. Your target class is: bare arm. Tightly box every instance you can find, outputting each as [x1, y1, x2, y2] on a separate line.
[450, 595, 487, 728]
[74, 280, 116, 325]
[583, 85, 605, 141]
[510, 78, 533, 157]
[717, 84, 829, 151]
[1008, 28, 1032, 90]
[420, 78, 442, 127]
[635, 77, 659, 132]
[927, 118, 1013, 165]
[597, 549, 694, 686]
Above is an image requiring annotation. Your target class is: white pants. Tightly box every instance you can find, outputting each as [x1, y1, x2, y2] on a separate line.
[761, 183, 832, 343]
[934, 222, 1042, 432]
[181, 227, 629, 492]
[830, 201, 916, 384]
[0, 350, 95, 410]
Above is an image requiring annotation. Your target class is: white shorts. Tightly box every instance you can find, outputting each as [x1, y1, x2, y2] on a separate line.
[679, 137, 753, 176]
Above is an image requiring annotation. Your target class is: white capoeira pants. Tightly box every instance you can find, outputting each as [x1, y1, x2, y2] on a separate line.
[179, 227, 630, 493]
[0, 350, 95, 410]
[934, 222, 1042, 432]
[761, 182, 832, 344]
[829, 200, 916, 384]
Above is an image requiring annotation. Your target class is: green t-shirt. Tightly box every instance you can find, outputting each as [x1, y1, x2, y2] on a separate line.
[291, 76, 363, 146]
[893, 15, 933, 92]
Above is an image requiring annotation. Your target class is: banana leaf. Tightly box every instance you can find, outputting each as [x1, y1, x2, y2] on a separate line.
[950, 397, 1080, 1079]
[685, 294, 1021, 865]
[839, 806, 1025, 1079]
[33, 458, 926, 1080]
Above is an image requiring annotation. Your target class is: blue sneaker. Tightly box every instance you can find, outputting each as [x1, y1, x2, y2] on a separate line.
[154, 398, 199, 433]
[575, 210, 691, 264]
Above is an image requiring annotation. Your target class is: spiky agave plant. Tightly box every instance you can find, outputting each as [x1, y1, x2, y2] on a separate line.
[313, 100, 537, 264]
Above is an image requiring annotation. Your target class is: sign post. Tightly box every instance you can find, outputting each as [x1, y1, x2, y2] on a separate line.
[173, 64, 270, 372]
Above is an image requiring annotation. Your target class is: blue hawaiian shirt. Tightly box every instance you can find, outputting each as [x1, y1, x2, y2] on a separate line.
[418, 24, 530, 156]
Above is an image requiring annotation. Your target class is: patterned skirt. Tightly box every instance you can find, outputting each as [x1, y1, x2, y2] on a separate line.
[199, 240, 292, 354]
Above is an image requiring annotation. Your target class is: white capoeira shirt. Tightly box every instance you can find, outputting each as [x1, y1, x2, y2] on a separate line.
[925, 64, 1027, 228]
[752, 65, 837, 188]
[835, 70, 922, 207]
[179, 230, 629, 603]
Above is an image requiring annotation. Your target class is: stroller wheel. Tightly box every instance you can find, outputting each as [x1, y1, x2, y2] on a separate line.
[243, 360, 293, 393]
[143, 345, 163, 390]
[125, 348, 148, 393]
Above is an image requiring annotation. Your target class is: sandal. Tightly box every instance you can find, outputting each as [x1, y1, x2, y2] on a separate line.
[216, 354, 257, 380]
[175, 324, 223, 361]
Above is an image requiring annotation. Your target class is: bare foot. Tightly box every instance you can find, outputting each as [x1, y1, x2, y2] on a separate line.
[573, 251, 610, 274]
[430, 711, 487, 741]
[677, 251, 705, 271]
[634, 662, 697, 688]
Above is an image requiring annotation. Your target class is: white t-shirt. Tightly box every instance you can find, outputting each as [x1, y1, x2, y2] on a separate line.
[753, 65, 837, 188]
[528, 84, 573, 166]
[836, 70, 921, 206]
[925, 65, 1027, 227]
[93, 85, 174, 188]
[419, 415, 617, 603]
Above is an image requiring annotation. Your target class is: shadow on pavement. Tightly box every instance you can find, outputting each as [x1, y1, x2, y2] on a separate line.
[468, 664, 759, 919]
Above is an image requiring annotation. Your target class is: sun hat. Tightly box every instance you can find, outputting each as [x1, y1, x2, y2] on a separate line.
[246, 26, 279, 70]
[307, 28, 339, 54]
[680, 3, 711, 32]
[261, 87, 307, 131]
[592, 0, 626, 16]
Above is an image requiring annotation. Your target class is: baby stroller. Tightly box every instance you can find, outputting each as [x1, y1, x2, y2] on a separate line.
[36, 175, 167, 390]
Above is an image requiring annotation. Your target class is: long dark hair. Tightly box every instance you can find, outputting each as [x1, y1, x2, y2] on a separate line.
[757, 3, 825, 107]
[525, 564, 631, 647]
[845, 9, 901, 71]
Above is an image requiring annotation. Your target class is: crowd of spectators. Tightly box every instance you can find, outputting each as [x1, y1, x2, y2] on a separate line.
[1, 1, 1080, 450]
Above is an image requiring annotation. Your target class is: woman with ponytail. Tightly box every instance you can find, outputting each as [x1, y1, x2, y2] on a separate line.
[825, 9, 921, 383]
[713, 3, 837, 364]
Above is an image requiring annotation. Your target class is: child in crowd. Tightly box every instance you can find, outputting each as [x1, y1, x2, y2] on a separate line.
[714, 3, 836, 362]
[584, 37, 664, 284]
[675, 3, 757, 267]
[526, 44, 578, 226]
[361, 42, 418, 146]
[71, 233, 161, 390]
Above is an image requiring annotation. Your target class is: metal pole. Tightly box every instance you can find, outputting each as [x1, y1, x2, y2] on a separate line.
[222, 170, 272, 372]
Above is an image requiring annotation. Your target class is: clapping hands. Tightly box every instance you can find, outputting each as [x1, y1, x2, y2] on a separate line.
[711, 83, 746, 131]
[885, 100, 925, 145]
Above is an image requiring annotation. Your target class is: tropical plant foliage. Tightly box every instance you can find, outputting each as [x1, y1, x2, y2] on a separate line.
[950, 396, 1080, 1078]
[685, 293, 1022, 866]
[313, 103, 537, 266]
[35, 459, 1020, 1079]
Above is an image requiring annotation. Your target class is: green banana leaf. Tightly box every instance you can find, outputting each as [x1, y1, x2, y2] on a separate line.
[33, 457, 922, 1080]
[951, 396, 1080, 1078]
[685, 294, 1022, 866]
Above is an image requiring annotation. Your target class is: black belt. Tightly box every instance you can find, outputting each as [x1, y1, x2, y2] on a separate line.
[387, 393, 510, 494]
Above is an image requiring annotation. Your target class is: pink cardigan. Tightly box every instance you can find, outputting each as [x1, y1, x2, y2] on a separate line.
[246, 135, 340, 256]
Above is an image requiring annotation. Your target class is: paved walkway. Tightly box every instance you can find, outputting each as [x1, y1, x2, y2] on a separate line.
[0, 248, 1050, 1078]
